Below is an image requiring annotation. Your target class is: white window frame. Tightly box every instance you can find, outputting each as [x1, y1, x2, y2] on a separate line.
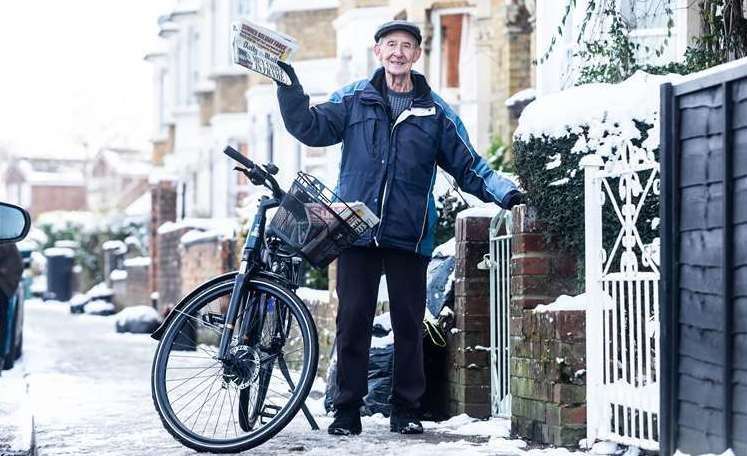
[428, 7, 473, 92]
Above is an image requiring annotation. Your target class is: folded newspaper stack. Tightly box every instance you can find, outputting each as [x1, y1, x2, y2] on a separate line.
[231, 18, 299, 85]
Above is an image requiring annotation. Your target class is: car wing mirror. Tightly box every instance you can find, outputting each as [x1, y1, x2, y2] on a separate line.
[0, 202, 31, 244]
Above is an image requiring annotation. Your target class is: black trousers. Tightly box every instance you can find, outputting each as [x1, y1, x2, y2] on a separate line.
[333, 246, 429, 411]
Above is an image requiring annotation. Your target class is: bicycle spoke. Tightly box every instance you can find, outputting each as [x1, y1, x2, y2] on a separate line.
[212, 386, 228, 438]
[174, 372, 225, 416]
[225, 384, 238, 438]
[170, 370, 221, 404]
[187, 375, 222, 430]
[202, 382, 223, 435]
[167, 364, 222, 394]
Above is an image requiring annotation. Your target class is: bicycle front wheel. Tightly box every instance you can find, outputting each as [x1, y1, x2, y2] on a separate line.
[151, 276, 318, 453]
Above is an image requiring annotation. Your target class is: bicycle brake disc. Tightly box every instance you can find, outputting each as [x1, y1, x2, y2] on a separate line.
[223, 345, 261, 390]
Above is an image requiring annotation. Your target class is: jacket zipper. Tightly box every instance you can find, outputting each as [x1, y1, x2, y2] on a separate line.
[374, 101, 414, 245]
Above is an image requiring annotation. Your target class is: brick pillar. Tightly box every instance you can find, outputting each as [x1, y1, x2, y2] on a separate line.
[156, 227, 190, 312]
[509, 205, 585, 447]
[447, 211, 494, 418]
[149, 179, 177, 298]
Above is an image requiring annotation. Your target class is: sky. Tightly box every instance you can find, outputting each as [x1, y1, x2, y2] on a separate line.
[0, 0, 169, 159]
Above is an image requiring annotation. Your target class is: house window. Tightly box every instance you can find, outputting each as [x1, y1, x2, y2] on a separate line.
[188, 28, 200, 105]
[440, 14, 463, 88]
[620, 0, 676, 64]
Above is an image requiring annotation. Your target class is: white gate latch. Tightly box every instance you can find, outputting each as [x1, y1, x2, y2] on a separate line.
[477, 254, 494, 270]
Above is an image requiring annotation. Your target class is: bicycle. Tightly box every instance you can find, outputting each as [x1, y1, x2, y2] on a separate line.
[150, 146, 376, 453]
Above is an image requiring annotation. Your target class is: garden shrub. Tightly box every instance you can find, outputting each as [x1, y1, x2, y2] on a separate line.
[513, 72, 672, 270]
[36, 211, 147, 291]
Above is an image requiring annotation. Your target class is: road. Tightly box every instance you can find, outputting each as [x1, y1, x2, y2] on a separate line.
[22, 300, 524, 456]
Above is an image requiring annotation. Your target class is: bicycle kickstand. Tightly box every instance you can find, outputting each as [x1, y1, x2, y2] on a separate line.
[277, 355, 320, 431]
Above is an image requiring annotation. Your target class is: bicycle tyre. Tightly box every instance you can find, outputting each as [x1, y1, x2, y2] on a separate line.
[151, 276, 318, 453]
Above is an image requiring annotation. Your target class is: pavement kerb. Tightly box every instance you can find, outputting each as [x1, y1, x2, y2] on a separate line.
[0, 361, 36, 456]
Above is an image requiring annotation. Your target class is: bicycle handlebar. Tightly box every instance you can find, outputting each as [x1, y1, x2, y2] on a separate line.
[224, 146, 256, 170]
[223, 146, 284, 199]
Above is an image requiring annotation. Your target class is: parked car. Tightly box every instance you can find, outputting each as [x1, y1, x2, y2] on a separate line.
[0, 202, 31, 371]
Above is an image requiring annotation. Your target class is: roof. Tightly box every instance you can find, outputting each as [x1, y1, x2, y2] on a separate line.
[95, 148, 152, 177]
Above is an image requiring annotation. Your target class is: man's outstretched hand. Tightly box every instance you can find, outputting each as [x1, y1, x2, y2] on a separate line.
[276, 61, 300, 88]
[505, 191, 525, 209]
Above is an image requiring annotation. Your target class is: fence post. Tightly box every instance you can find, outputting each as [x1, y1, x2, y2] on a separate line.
[581, 154, 604, 445]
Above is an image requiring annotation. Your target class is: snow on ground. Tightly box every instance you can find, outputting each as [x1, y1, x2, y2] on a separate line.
[19, 299, 612, 456]
[297, 287, 330, 303]
[433, 237, 455, 257]
[674, 449, 736, 456]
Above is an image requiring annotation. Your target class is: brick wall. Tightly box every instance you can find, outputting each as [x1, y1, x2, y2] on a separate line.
[121, 260, 151, 310]
[510, 205, 585, 446]
[180, 235, 235, 293]
[111, 275, 127, 308]
[493, 0, 534, 151]
[197, 91, 214, 126]
[150, 180, 177, 297]
[30, 185, 87, 219]
[156, 227, 190, 312]
[338, 0, 387, 14]
[301, 289, 337, 378]
[445, 211, 495, 418]
[213, 75, 248, 114]
[274, 9, 337, 60]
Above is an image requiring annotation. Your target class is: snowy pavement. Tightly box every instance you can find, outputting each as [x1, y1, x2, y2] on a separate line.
[20, 299, 588, 455]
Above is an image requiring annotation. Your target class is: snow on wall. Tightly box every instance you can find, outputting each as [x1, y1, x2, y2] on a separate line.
[532, 293, 587, 313]
[123, 256, 151, 268]
[456, 205, 503, 220]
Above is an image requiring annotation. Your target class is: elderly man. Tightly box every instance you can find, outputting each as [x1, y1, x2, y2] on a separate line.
[276, 20, 522, 435]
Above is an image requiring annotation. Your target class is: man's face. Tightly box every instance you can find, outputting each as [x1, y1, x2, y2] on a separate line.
[374, 31, 421, 77]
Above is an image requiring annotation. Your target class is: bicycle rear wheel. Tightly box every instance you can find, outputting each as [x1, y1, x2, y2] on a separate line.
[151, 276, 318, 453]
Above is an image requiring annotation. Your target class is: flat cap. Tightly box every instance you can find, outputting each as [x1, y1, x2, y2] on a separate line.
[374, 20, 422, 45]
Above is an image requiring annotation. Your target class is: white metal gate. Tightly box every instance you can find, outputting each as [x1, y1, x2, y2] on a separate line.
[480, 210, 513, 417]
[582, 140, 661, 450]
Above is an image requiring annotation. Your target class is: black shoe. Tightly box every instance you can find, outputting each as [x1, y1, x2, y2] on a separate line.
[390, 409, 423, 434]
[328, 406, 362, 436]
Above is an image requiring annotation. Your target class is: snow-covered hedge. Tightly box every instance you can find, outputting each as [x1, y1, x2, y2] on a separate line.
[36, 211, 147, 290]
[513, 72, 677, 260]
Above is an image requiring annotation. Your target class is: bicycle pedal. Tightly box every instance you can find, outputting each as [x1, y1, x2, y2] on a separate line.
[260, 404, 281, 424]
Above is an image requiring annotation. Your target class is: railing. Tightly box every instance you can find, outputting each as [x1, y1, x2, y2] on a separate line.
[479, 210, 513, 417]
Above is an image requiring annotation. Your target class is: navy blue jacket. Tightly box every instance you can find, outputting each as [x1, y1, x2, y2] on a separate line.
[277, 67, 518, 257]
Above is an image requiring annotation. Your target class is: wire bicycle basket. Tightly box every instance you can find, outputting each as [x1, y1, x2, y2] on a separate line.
[269, 172, 376, 268]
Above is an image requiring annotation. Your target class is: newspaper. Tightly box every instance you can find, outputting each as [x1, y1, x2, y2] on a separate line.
[231, 18, 299, 85]
[336, 202, 380, 228]
[307, 202, 379, 226]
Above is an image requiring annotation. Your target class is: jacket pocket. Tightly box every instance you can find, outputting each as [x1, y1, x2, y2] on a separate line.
[348, 109, 381, 159]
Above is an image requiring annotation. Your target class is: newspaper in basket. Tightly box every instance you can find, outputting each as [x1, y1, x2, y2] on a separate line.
[269, 172, 380, 268]
[231, 18, 299, 85]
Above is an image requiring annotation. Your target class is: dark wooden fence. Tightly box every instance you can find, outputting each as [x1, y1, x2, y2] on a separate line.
[660, 59, 747, 456]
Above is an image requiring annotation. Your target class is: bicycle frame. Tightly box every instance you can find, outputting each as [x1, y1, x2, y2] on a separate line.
[216, 195, 280, 361]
